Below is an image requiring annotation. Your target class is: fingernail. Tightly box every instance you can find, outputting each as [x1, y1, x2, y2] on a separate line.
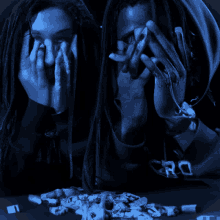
[175, 27, 183, 35]
[39, 44, 45, 49]
[109, 53, 115, 59]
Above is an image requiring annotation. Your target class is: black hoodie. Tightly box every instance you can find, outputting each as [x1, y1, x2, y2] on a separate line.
[82, 0, 220, 193]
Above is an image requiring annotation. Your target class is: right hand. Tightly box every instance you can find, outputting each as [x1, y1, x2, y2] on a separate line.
[18, 31, 72, 114]
[109, 27, 154, 127]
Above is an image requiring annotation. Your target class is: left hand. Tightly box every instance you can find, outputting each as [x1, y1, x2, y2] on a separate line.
[141, 20, 187, 119]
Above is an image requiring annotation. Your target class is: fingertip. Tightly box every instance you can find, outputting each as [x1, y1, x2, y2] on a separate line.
[140, 54, 148, 60]
[175, 27, 183, 34]
[146, 20, 154, 27]
[150, 57, 158, 64]
[109, 53, 115, 59]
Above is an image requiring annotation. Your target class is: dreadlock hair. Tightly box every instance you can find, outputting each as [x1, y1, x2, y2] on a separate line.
[0, 0, 100, 183]
[82, 0, 207, 194]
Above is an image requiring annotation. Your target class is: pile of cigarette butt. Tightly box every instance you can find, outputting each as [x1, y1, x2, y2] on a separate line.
[27, 190, 198, 219]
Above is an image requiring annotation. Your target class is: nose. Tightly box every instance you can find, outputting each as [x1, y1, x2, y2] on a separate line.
[44, 40, 55, 67]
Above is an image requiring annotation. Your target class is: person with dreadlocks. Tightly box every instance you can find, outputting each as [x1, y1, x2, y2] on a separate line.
[0, 0, 100, 196]
[82, 0, 220, 194]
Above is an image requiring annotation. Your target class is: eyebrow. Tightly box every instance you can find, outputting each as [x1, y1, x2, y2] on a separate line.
[31, 28, 73, 36]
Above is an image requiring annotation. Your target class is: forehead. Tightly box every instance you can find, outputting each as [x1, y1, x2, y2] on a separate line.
[117, 3, 152, 39]
[31, 7, 73, 33]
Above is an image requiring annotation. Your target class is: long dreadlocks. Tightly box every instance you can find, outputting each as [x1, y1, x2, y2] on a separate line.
[0, 0, 100, 183]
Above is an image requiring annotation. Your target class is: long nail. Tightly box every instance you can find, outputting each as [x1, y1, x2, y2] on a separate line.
[175, 27, 189, 69]
[109, 53, 115, 59]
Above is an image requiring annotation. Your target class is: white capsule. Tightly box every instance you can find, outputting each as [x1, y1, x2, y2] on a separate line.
[28, 195, 42, 205]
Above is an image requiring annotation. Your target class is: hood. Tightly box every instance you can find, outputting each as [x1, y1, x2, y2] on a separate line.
[100, 0, 220, 108]
[180, 0, 220, 106]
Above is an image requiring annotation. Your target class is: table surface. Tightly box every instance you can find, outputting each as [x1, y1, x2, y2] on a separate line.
[1, 185, 220, 220]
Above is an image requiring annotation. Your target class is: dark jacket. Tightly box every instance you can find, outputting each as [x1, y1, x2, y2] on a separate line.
[1, 99, 88, 195]
[82, 0, 220, 193]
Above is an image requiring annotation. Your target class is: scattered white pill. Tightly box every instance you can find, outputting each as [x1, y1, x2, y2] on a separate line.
[7, 205, 20, 214]
[28, 195, 42, 205]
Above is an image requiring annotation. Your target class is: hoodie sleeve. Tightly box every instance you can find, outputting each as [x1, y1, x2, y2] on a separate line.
[110, 116, 220, 188]
[181, 119, 220, 187]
